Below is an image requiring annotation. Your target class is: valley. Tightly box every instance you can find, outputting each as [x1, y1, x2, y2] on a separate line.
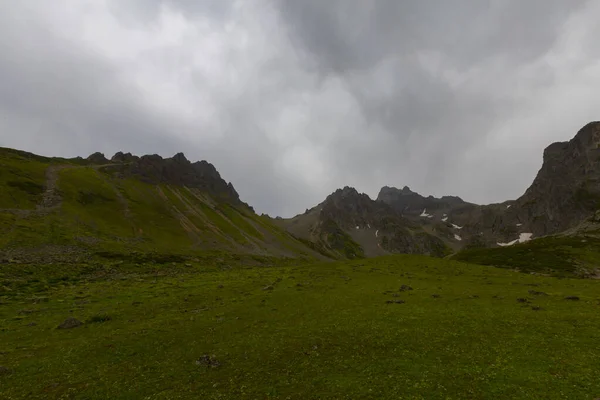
[2, 122, 600, 399]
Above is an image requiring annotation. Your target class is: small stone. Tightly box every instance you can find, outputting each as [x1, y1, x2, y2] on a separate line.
[399, 285, 413, 292]
[195, 355, 220, 368]
[262, 285, 274, 291]
[531, 306, 542, 311]
[0, 366, 11, 375]
[27, 322, 37, 327]
[528, 290, 548, 296]
[432, 294, 441, 298]
[57, 317, 83, 329]
[516, 298, 529, 303]
[565, 296, 580, 301]
[217, 284, 224, 289]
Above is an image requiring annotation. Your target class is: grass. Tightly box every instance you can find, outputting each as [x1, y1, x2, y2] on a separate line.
[453, 235, 600, 277]
[2, 255, 599, 399]
[0, 151, 48, 209]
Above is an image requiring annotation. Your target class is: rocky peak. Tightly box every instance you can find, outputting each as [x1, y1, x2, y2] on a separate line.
[515, 121, 600, 236]
[172, 152, 189, 164]
[87, 152, 109, 164]
[111, 152, 140, 163]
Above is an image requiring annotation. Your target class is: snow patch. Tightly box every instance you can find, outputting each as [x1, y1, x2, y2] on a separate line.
[375, 230, 379, 237]
[519, 233, 533, 242]
[497, 239, 518, 247]
[454, 234, 462, 241]
[367, 224, 371, 229]
[506, 205, 512, 209]
[497, 232, 533, 247]
[420, 209, 432, 218]
[356, 226, 359, 230]
[516, 223, 522, 227]
[441, 217, 448, 222]
[451, 223, 463, 230]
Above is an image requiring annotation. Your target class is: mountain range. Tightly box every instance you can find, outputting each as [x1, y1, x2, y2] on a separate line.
[2, 121, 600, 275]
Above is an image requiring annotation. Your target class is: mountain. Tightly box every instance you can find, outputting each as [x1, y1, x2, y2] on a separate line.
[3, 121, 600, 267]
[0, 147, 323, 263]
[279, 121, 600, 263]
[507, 121, 600, 236]
[279, 187, 452, 258]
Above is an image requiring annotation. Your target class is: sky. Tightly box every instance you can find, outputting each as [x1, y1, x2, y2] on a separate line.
[1, 1, 599, 217]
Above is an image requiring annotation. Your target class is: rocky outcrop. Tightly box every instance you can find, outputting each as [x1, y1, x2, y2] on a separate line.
[510, 121, 600, 236]
[86, 152, 109, 164]
[106, 152, 249, 208]
[111, 152, 140, 163]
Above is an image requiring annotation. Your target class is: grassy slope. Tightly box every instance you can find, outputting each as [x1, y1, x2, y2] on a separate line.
[0, 148, 320, 260]
[453, 234, 600, 277]
[1, 255, 599, 399]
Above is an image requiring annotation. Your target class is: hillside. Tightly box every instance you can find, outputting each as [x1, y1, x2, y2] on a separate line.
[0, 147, 322, 264]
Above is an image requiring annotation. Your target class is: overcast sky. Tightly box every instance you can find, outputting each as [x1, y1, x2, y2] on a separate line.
[1, 1, 599, 217]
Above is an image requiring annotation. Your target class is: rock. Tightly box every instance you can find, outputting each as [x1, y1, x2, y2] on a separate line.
[432, 294, 441, 298]
[516, 298, 529, 303]
[86, 152, 109, 164]
[111, 151, 139, 163]
[195, 355, 220, 368]
[27, 322, 37, 327]
[528, 290, 548, 296]
[385, 300, 405, 304]
[0, 366, 11, 375]
[531, 306, 542, 311]
[565, 296, 580, 301]
[262, 285, 274, 291]
[217, 284, 224, 289]
[399, 285, 413, 292]
[57, 317, 83, 329]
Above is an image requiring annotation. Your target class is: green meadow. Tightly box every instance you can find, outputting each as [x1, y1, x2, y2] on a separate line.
[2, 255, 599, 399]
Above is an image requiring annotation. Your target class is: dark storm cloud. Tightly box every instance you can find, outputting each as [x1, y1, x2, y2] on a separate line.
[0, 1, 599, 217]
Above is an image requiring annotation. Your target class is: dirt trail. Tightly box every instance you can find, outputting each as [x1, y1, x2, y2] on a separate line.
[37, 165, 71, 210]
[0, 165, 72, 217]
[1, 163, 121, 216]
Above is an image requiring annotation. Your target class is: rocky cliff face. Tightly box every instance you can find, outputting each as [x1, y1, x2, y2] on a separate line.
[510, 121, 600, 236]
